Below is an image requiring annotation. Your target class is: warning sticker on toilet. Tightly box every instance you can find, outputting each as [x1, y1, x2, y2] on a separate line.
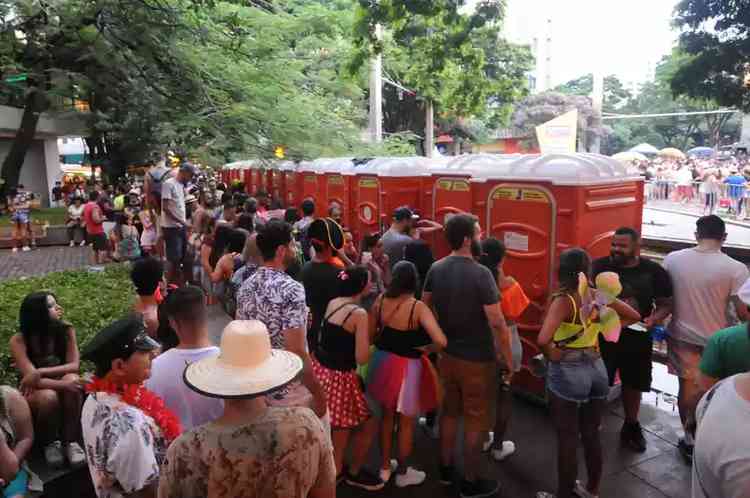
[504, 232, 529, 252]
[492, 187, 549, 203]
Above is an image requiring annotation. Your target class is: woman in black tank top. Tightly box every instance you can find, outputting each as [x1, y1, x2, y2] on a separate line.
[311, 266, 384, 491]
[366, 261, 447, 487]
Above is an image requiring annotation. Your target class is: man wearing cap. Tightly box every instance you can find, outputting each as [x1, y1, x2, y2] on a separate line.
[381, 206, 417, 268]
[80, 314, 176, 498]
[161, 163, 196, 285]
[159, 320, 336, 498]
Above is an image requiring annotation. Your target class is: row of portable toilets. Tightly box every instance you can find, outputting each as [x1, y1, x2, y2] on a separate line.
[221, 153, 645, 398]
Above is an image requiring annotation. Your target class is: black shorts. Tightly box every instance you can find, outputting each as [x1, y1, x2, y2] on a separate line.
[88, 233, 108, 252]
[162, 226, 188, 264]
[599, 327, 653, 392]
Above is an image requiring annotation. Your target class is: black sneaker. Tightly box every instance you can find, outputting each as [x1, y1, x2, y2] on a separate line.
[439, 465, 456, 486]
[459, 478, 500, 498]
[678, 438, 694, 465]
[620, 422, 647, 453]
[345, 468, 385, 491]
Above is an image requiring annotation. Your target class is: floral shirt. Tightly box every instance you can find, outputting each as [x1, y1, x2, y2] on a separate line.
[237, 266, 308, 404]
[158, 407, 336, 498]
[81, 392, 168, 498]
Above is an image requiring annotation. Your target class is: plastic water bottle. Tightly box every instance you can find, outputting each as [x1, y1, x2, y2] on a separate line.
[650, 325, 668, 356]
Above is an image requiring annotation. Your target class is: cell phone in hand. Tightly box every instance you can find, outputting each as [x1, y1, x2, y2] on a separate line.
[362, 251, 372, 265]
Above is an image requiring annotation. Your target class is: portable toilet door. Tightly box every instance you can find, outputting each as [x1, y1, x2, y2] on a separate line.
[270, 167, 283, 204]
[371, 157, 429, 232]
[322, 158, 354, 228]
[350, 159, 382, 239]
[278, 161, 297, 208]
[297, 160, 322, 216]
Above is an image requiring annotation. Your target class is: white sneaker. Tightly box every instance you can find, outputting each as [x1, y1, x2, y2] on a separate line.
[79, 240, 86, 247]
[44, 441, 65, 468]
[490, 441, 516, 461]
[69, 241, 75, 247]
[379, 459, 398, 483]
[66, 442, 86, 467]
[12, 247, 18, 253]
[536, 493, 556, 498]
[573, 480, 599, 498]
[395, 467, 426, 488]
[482, 431, 495, 452]
[22, 246, 30, 252]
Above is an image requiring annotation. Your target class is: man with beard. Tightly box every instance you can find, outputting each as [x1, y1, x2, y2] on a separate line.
[592, 227, 673, 452]
[422, 213, 512, 498]
[381, 206, 417, 268]
[237, 219, 328, 426]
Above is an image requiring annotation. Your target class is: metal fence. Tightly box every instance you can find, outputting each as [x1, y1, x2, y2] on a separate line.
[644, 180, 749, 217]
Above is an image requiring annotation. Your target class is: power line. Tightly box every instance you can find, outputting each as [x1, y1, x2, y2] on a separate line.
[602, 109, 738, 120]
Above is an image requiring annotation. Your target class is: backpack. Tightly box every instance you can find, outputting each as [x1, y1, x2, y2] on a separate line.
[148, 166, 172, 204]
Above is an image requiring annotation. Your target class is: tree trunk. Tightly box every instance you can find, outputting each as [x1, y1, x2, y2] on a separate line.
[0, 89, 48, 194]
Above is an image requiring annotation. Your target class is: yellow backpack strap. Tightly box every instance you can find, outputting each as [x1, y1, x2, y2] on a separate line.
[551, 292, 578, 324]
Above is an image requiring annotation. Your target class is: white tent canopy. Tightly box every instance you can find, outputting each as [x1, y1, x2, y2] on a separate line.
[629, 143, 659, 155]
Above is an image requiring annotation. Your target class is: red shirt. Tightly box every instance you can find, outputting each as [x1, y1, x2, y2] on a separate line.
[83, 201, 104, 235]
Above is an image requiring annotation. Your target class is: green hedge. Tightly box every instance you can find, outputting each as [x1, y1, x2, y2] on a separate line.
[0, 265, 134, 385]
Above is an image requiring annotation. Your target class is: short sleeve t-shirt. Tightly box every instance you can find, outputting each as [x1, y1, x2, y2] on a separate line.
[381, 228, 413, 267]
[300, 261, 341, 349]
[699, 324, 750, 381]
[81, 392, 168, 498]
[424, 255, 500, 362]
[159, 407, 335, 498]
[160, 178, 186, 228]
[145, 347, 224, 431]
[692, 376, 750, 498]
[664, 248, 749, 346]
[83, 201, 105, 235]
[237, 266, 308, 404]
[592, 256, 673, 322]
[725, 175, 747, 198]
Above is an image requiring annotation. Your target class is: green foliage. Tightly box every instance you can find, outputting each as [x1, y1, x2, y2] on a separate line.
[553, 74, 633, 111]
[0, 265, 134, 385]
[671, 0, 750, 111]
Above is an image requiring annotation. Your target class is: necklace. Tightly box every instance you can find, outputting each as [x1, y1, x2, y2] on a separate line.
[85, 377, 182, 441]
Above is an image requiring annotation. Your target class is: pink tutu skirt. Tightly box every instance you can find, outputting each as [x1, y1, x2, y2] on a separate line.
[366, 349, 441, 417]
[312, 357, 370, 429]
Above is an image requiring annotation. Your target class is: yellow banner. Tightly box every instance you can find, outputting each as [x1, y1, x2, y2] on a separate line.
[535, 109, 578, 154]
[436, 179, 470, 192]
[359, 178, 378, 188]
[492, 187, 549, 203]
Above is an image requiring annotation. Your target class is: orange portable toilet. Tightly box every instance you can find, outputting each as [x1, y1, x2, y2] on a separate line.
[371, 157, 430, 230]
[297, 160, 323, 216]
[475, 153, 643, 399]
[278, 161, 297, 208]
[320, 158, 355, 228]
[269, 163, 284, 204]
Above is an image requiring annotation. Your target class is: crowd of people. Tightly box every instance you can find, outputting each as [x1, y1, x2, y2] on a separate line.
[1, 152, 750, 498]
[638, 154, 750, 218]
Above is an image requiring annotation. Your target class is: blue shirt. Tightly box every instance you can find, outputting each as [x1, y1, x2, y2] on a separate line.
[724, 175, 747, 198]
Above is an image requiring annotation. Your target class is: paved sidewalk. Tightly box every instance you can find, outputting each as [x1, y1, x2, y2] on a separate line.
[0, 245, 97, 281]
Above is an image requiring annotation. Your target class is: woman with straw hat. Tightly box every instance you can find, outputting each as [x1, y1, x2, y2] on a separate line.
[159, 320, 336, 498]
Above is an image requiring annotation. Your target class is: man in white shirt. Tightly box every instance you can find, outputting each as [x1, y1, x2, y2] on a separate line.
[663, 215, 750, 462]
[146, 285, 223, 430]
[692, 373, 750, 498]
[161, 163, 195, 285]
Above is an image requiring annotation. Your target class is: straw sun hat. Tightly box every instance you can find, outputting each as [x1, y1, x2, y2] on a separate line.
[184, 320, 302, 399]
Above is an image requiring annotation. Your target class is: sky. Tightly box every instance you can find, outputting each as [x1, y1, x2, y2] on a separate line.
[483, 0, 680, 89]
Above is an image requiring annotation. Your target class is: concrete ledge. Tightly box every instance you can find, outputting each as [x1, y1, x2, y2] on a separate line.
[0, 225, 78, 248]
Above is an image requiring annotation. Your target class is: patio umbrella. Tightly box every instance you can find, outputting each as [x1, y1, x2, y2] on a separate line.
[658, 147, 686, 160]
[630, 143, 660, 156]
[687, 146, 715, 158]
[612, 151, 647, 163]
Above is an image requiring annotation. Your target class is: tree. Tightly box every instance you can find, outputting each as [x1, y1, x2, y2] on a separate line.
[671, 0, 750, 111]
[510, 92, 604, 151]
[350, 0, 533, 150]
[554, 74, 632, 111]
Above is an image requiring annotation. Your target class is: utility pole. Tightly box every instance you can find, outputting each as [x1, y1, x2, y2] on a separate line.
[424, 100, 434, 158]
[590, 71, 604, 153]
[368, 24, 383, 143]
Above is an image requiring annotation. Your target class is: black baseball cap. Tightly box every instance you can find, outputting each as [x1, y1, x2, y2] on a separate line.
[82, 314, 160, 364]
[393, 206, 418, 222]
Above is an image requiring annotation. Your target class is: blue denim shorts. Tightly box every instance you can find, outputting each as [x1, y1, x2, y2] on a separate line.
[546, 349, 609, 403]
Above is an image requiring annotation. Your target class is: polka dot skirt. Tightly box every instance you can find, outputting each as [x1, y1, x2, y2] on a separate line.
[312, 357, 370, 429]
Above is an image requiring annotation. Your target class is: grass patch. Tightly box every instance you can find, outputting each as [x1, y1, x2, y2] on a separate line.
[0, 264, 134, 385]
[0, 208, 69, 227]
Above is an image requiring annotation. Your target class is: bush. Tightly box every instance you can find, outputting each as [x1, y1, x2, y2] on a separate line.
[0, 264, 134, 385]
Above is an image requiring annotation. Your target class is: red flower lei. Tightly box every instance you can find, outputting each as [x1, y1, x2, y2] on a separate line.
[85, 377, 182, 442]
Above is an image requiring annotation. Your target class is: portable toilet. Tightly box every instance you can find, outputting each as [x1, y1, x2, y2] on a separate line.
[297, 159, 325, 216]
[320, 158, 355, 228]
[269, 163, 284, 204]
[347, 157, 430, 239]
[278, 161, 298, 208]
[475, 153, 643, 399]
